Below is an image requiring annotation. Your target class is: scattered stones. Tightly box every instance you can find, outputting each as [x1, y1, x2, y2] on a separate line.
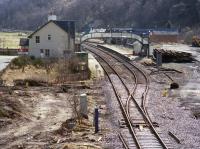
[17, 144, 24, 149]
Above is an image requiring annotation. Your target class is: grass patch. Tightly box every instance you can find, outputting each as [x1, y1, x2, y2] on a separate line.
[0, 32, 28, 49]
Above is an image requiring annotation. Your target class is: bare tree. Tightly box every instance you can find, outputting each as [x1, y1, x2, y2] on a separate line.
[69, 93, 82, 124]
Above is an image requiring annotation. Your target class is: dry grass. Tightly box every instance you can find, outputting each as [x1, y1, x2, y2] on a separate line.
[1, 55, 90, 86]
[1, 65, 57, 86]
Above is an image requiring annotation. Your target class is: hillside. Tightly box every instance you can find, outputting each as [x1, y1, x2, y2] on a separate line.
[0, 0, 200, 31]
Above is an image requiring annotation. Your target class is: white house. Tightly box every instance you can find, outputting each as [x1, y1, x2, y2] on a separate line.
[28, 18, 75, 58]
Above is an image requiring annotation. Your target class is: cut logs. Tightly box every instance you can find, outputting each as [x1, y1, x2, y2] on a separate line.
[153, 49, 195, 63]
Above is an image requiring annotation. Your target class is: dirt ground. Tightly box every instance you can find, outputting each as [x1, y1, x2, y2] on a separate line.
[0, 53, 110, 149]
[0, 87, 72, 148]
[0, 83, 107, 149]
[0, 60, 104, 149]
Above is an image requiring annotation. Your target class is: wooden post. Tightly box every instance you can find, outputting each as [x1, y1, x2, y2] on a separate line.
[94, 106, 99, 133]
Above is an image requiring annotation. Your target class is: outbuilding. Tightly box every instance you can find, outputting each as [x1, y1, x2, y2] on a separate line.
[19, 38, 29, 55]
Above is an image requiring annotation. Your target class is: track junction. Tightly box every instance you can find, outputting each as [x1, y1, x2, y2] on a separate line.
[82, 42, 175, 149]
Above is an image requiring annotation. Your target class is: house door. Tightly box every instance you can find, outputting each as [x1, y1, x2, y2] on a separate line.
[45, 49, 50, 57]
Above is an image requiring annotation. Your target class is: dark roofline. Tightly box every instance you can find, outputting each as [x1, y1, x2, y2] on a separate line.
[28, 20, 76, 38]
[28, 21, 50, 38]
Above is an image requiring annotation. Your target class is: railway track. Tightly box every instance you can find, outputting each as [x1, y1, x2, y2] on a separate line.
[83, 43, 174, 149]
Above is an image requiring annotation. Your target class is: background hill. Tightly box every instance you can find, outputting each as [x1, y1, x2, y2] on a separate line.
[0, 0, 200, 31]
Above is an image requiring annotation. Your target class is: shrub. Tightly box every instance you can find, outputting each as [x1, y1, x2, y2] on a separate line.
[11, 56, 31, 72]
[32, 58, 44, 68]
[11, 56, 55, 71]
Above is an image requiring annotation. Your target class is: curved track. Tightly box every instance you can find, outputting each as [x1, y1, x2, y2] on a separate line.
[83, 43, 172, 149]
[85, 43, 150, 119]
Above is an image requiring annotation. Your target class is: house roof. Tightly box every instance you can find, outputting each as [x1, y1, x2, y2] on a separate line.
[28, 20, 75, 38]
[19, 38, 29, 46]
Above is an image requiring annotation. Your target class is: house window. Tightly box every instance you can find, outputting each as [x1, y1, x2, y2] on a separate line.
[48, 35, 51, 40]
[45, 49, 50, 57]
[36, 36, 40, 43]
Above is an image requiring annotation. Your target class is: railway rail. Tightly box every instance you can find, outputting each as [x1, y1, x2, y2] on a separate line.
[83, 43, 173, 149]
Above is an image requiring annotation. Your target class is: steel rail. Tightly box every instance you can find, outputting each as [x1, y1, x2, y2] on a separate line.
[84, 43, 150, 118]
[118, 133, 130, 149]
[86, 47, 142, 149]
[84, 43, 139, 120]
[84, 43, 168, 149]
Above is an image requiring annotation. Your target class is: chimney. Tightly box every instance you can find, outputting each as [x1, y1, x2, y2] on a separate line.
[48, 11, 57, 21]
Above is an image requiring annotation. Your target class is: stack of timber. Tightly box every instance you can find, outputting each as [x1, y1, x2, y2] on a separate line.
[153, 49, 195, 63]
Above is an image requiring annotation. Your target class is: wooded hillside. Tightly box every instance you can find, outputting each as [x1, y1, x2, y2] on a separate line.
[0, 0, 199, 30]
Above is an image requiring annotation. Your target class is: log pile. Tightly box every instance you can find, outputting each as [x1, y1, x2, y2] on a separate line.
[153, 49, 195, 63]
